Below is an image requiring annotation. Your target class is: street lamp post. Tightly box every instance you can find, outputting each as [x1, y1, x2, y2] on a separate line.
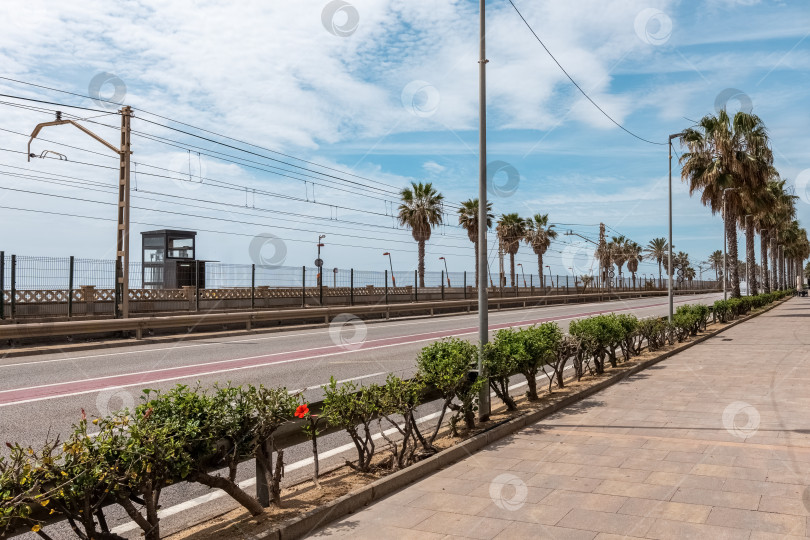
[546, 265, 553, 289]
[439, 257, 451, 287]
[668, 132, 686, 322]
[517, 263, 526, 287]
[383, 252, 396, 287]
[477, 0, 490, 421]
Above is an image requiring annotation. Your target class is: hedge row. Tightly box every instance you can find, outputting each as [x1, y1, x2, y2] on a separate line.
[1, 291, 788, 539]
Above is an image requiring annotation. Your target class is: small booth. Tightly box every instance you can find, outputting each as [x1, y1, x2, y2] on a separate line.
[141, 230, 204, 289]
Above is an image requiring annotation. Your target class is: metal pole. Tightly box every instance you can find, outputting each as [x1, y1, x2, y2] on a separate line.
[0, 251, 4, 320]
[530, 274, 533, 296]
[350, 268, 354, 306]
[385, 269, 389, 305]
[477, 0, 490, 421]
[195, 260, 200, 312]
[668, 136, 673, 321]
[463, 271, 467, 299]
[301, 266, 306, 308]
[251, 263, 255, 309]
[414, 269, 418, 302]
[68, 255, 75, 318]
[10, 254, 15, 319]
[441, 270, 445, 300]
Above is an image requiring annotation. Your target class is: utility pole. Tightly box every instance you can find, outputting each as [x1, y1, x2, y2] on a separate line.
[598, 223, 609, 294]
[27, 107, 133, 318]
[477, 0, 490, 421]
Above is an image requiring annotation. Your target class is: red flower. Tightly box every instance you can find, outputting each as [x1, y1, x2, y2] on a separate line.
[295, 404, 310, 419]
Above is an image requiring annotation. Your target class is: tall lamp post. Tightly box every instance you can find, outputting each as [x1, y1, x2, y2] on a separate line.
[439, 256, 451, 287]
[383, 252, 396, 287]
[477, 0, 490, 421]
[316, 234, 326, 305]
[722, 188, 737, 300]
[545, 265, 553, 288]
[517, 263, 526, 287]
[668, 131, 686, 322]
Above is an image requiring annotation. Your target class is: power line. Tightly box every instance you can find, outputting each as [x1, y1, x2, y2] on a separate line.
[505, 0, 666, 147]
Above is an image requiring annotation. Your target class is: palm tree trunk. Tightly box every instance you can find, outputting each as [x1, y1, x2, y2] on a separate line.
[509, 253, 515, 287]
[746, 220, 757, 295]
[537, 253, 543, 290]
[473, 240, 479, 291]
[657, 259, 662, 289]
[761, 230, 770, 293]
[418, 240, 425, 288]
[771, 237, 777, 290]
[727, 219, 741, 298]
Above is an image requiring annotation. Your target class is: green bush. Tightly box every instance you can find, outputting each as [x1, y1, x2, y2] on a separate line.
[638, 317, 666, 351]
[322, 377, 381, 472]
[376, 375, 428, 468]
[485, 329, 522, 410]
[416, 338, 481, 441]
[518, 323, 563, 399]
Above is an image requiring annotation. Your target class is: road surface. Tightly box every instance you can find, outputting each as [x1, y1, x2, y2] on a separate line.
[3, 292, 721, 539]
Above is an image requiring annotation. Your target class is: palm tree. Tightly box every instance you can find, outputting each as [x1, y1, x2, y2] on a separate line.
[625, 241, 643, 289]
[608, 236, 628, 287]
[644, 237, 669, 289]
[398, 182, 444, 288]
[679, 110, 773, 298]
[580, 275, 594, 293]
[524, 214, 558, 288]
[685, 266, 696, 286]
[708, 250, 723, 281]
[757, 178, 796, 292]
[496, 213, 527, 287]
[457, 198, 493, 290]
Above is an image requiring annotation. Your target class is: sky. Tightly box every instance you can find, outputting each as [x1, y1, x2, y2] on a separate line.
[0, 0, 808, 284]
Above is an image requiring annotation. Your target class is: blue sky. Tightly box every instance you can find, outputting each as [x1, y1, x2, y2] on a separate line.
[0, 0, 808, 282]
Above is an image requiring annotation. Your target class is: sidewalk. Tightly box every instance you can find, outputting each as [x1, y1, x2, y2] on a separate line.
[310, 298, 810, 539]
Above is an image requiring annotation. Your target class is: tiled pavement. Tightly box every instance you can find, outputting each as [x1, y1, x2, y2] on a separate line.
[311, 298, 810, 539]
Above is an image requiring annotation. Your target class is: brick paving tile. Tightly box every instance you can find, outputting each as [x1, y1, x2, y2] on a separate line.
[705, 507, 806, 536]
[310, 300, 810, 539]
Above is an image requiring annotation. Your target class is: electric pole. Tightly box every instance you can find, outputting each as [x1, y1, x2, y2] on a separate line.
[28, 106, 133, 318]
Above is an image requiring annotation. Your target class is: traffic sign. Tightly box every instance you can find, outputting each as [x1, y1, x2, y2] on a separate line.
[314, 258, 323, 267]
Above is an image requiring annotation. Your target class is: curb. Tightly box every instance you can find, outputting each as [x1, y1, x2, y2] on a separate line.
[254, 297, 788, 540]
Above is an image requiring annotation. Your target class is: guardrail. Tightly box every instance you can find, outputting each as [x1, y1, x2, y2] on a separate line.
[0, 289, 717, 342]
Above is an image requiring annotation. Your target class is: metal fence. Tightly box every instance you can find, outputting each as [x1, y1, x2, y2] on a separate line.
[0, 252, 721, 320]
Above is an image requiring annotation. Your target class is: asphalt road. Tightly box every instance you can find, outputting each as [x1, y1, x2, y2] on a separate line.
[3, 292, 721, 539]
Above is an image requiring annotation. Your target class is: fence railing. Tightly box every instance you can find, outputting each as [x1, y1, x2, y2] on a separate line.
[0, 252, 720, 320]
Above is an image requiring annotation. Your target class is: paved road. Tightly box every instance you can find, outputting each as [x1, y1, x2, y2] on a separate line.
[4, 292, 721, 539]
[313, 297, 810, 539]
